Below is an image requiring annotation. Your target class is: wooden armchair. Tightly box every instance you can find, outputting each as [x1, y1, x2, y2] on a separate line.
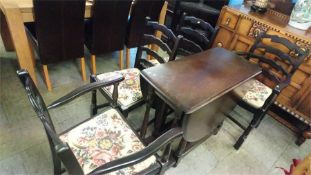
[227, 33, 309, 150]
[91, 18, 181, 118]
[176, 13, 219, 55]
[17, 69, 182, 175]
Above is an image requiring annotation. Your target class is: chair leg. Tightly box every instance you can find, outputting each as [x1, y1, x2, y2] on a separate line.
[123, 110, 129, 118]
[126, 48, 130, 68]
[119, 50, 123, 70]
[80, 57, 86, 81]
[90, 76, 98, 116]
[42, 65, 52, 91]
[174, 138, 187, 167]
[91, 54, 96, 74]
[234, 113, 262, 150]
[254, 112, 266, 128]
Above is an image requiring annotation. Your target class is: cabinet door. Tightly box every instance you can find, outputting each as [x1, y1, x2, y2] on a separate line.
[230, 35, 253, 52]
[212, 28, 234, 49]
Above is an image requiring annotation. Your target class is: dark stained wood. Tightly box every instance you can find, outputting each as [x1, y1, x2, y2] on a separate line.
[141, 47, 261, 114]
[141, 48, 261, 164]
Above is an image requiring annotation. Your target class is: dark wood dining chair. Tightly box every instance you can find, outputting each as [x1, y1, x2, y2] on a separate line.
[227, 32, 309, 150]
[18, 69, 183, 175]
[176, 13, 219, 55]
[125, 0, 166, 68]
[91, 18, 181, 118]
[25, 0, 86, 91]
[134, 17, 182, 70]
[84, 0, 132, 73]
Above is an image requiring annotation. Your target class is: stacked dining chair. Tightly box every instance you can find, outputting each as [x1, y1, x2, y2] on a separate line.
[91, 18, 181, 119]
[84, 0, 132, 73]
[227, 32, 309, 150]
[25, 0, 86, 91]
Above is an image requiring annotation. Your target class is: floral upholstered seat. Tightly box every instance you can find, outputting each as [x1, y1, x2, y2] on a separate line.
[232, 79, 272, 109]
[96, 68, 143, 109]
[60, 108, 157, 175]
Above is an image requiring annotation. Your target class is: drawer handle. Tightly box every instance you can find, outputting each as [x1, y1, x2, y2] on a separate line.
[216, 42, 223, 47]
[225, 17, 231, 26]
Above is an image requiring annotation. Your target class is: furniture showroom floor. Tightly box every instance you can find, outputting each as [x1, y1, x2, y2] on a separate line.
[0, 39, 310, 175]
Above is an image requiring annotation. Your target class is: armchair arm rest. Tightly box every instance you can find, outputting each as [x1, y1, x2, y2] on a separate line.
[47, 74, 124, 109]
[89, 128, 183, 175]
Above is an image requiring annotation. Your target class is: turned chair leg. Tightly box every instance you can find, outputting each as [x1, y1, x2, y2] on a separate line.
[234, 112, 262, 150]
[119, 50, 124, 70]
[80, 57, 86, 81]
[42, 65, 52, 91]
[174, 138, 187, 167]
[91, 54, 96, 74]
[126, 48, 130, 68]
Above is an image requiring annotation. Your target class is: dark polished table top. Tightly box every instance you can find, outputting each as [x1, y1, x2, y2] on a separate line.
[141, 48, 262, 115]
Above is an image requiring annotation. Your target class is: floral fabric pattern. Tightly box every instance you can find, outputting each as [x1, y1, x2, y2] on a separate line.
[233, 79, 272, 109]
[96, 68, 143, 108]
[60, 108, 156, 175]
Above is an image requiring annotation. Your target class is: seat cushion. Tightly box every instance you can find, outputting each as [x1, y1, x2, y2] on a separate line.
[232, 79, 272, 109]
[60, 108, 157, 175]
[96, 68, 143, 109]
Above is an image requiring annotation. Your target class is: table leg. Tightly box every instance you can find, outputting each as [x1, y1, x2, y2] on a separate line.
[140, 85, 154, 139]
[153, 101, 168, 137]
[174, 138, 187, 166]
[1, 1, 38, 84]
[0, 11, 14, 51]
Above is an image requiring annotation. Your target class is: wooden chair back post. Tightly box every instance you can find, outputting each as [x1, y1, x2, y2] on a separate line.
[17, 70, 83, 175]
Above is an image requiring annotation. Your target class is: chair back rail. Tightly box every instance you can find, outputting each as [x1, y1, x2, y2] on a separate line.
[33, 0, 85, 64]
[177, 13, 219, 54]
[126, 0, 165, 48]
[134, 18, 182, 70]
[85, 0, 132, 54]
[247, 33, 309, 89]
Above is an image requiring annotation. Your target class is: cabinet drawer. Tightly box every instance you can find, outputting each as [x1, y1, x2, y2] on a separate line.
[220, 11, 239, 30]
[212, 28, 234, 49]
